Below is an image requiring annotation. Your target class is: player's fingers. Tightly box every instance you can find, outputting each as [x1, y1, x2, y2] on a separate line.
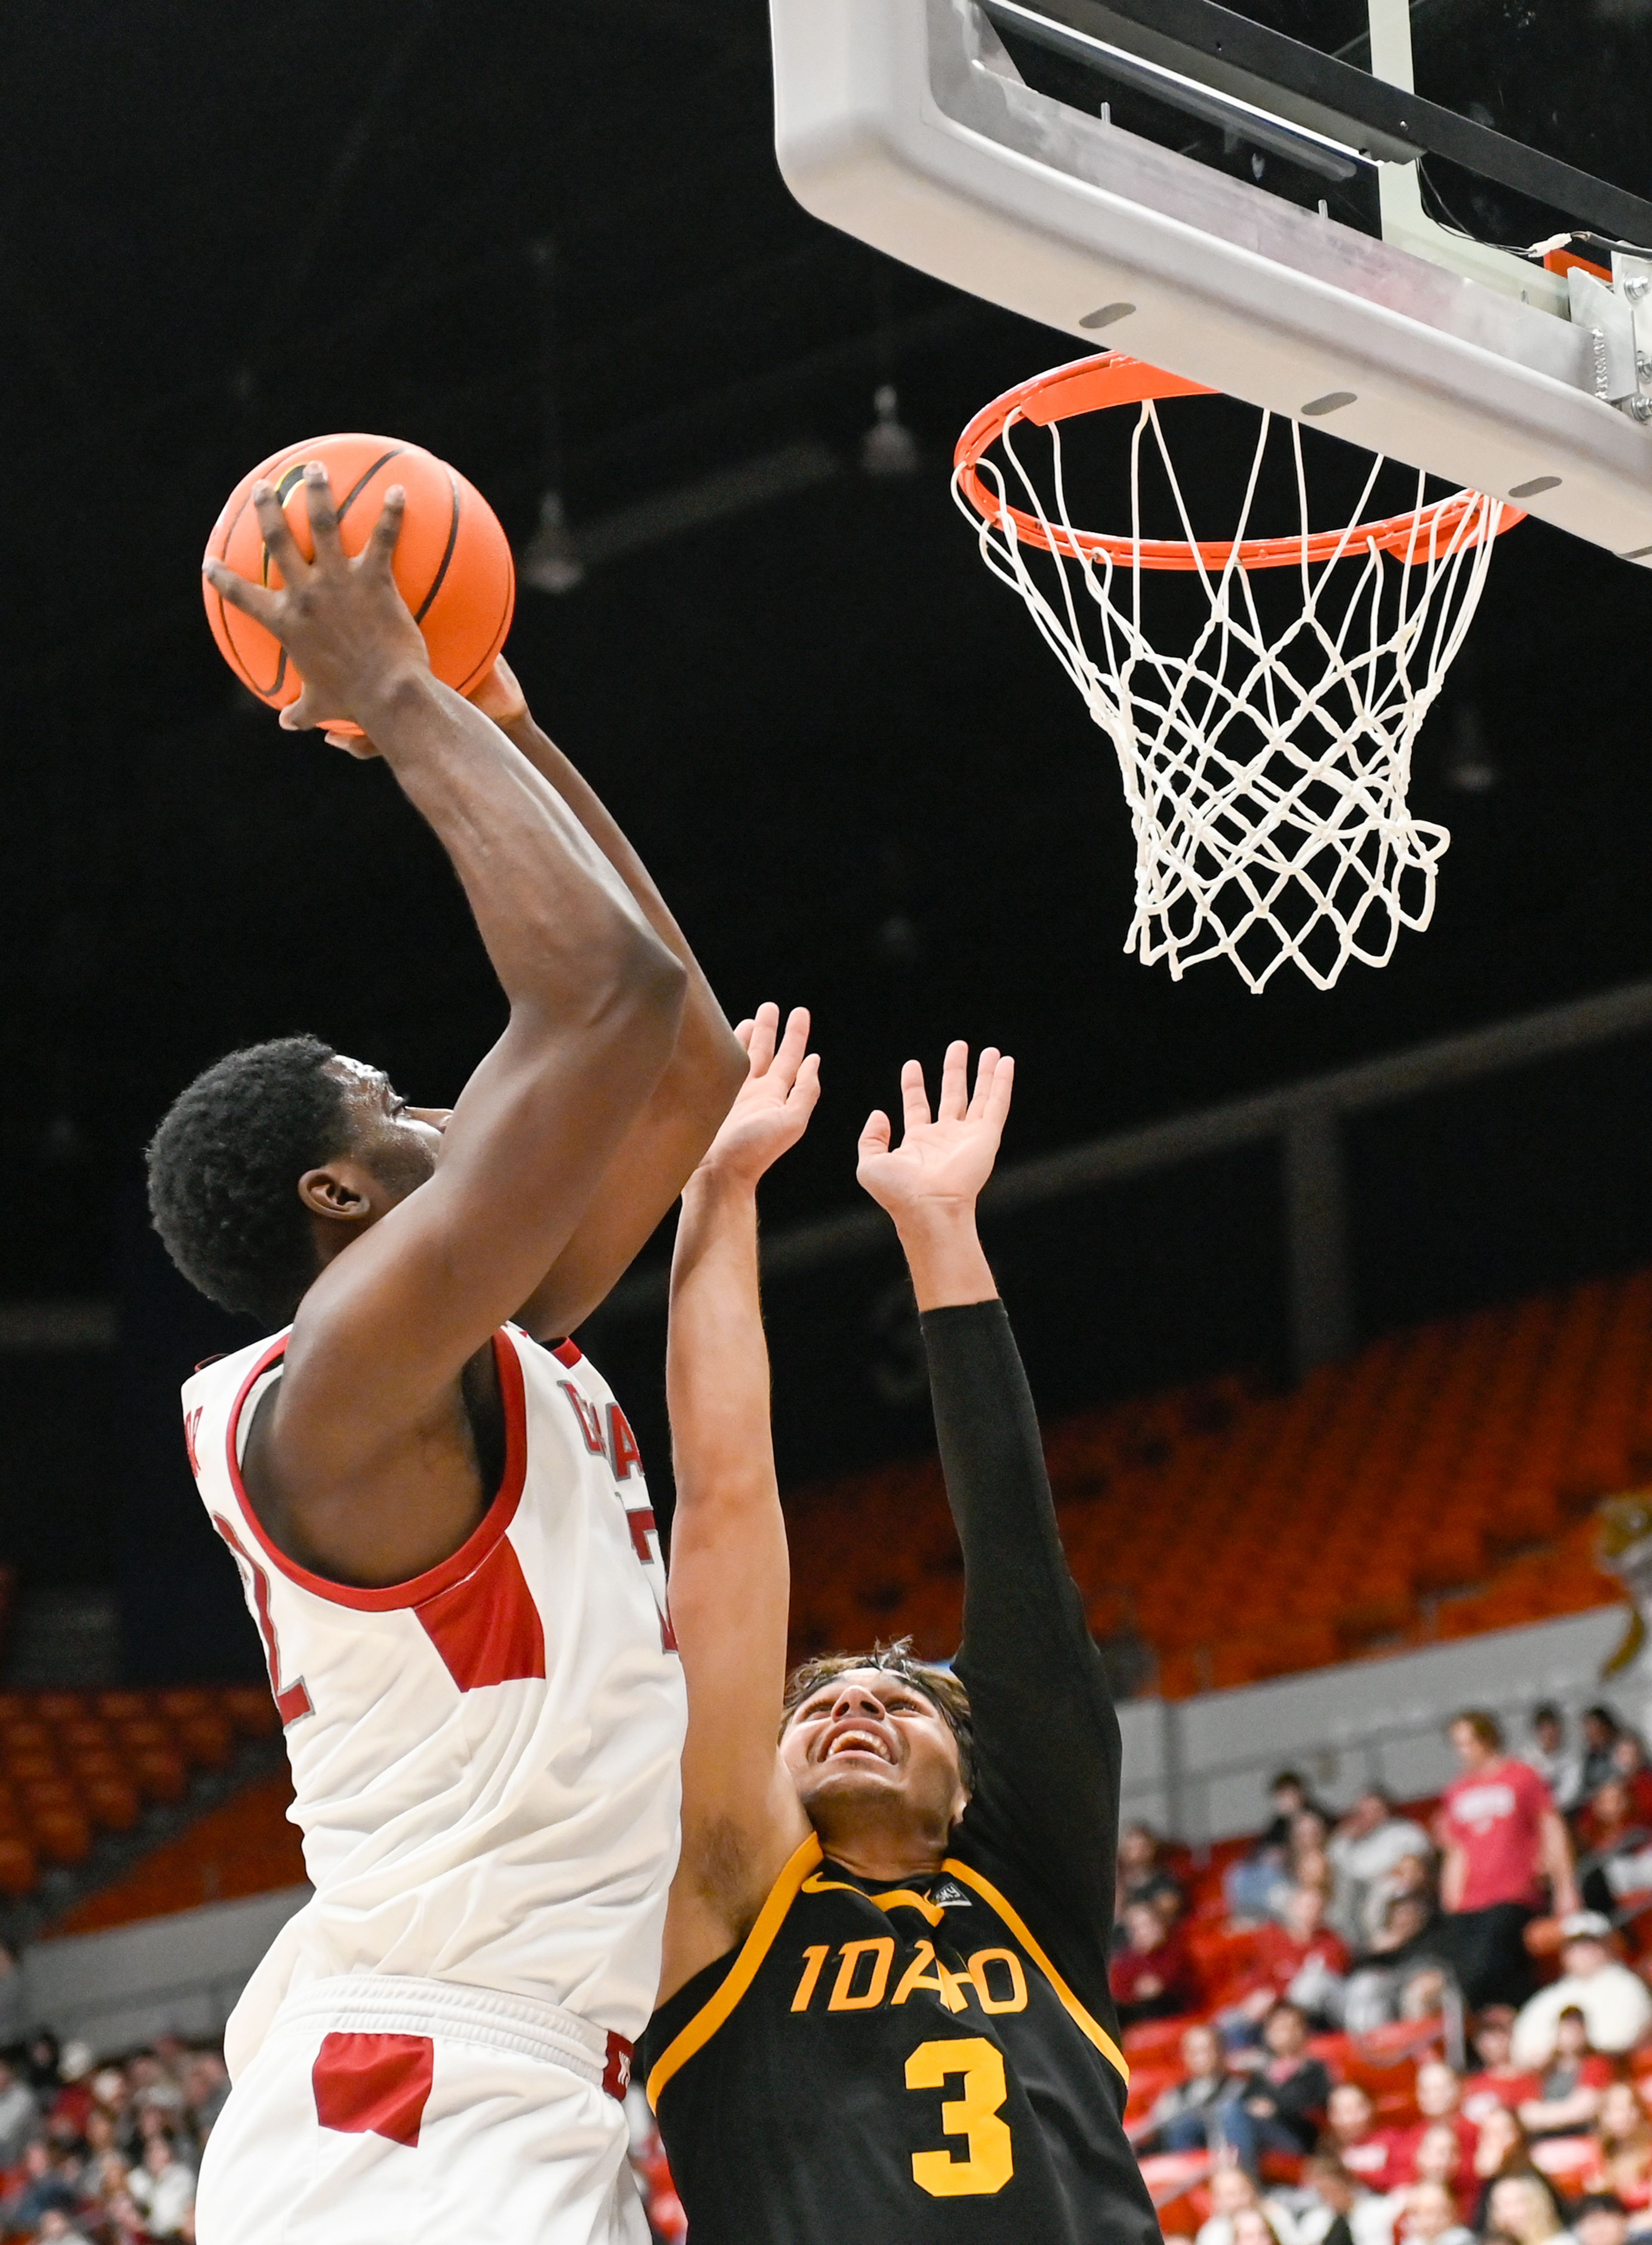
[732, 1018, 757, 1054]
[202, 556, 280, 629]
[248, 479, 308, 588]
[278, 688, 326, 733]
[983, 1053, 1015, 1135]
[967, 1047, 1002, 1121]
[857, 1108, 892, 1161]
[770, 1005, 811, 1090]
[899, 1058, 930, 1138]
[302, 461, 344, 562]
[364, 484, 407, 576]
[745, 1001, 780, 1077]
[788, 1050, 822, 1116]
[938, 1039, 971, 1123]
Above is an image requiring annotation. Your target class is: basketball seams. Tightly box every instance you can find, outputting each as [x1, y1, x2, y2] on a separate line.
[206, 437, 512, 713]
[414, 469, 462, 625]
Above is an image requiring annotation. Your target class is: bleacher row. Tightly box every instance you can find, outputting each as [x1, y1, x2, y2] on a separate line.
[0, 1686, 277, 1894]
[786, 1265, 1652, 1690]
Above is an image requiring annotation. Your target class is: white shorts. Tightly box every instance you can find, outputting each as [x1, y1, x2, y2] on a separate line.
[195, 1975, 648, 2245]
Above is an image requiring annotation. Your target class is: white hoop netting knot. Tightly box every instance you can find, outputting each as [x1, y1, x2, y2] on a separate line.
[953, 361, 1513, 993]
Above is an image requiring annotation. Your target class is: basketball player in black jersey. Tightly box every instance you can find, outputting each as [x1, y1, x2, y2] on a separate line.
[639, 1006, 1160, 2245]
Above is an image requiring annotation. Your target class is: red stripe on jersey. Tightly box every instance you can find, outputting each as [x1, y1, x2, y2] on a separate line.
[550, 1338, 583, 1367]
[312, 2031, 433, 2147]
[414, 1534, 546, 1690]
[222, 1328, 529, 1611]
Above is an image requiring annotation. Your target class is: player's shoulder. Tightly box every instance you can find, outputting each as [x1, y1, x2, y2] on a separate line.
[181, 1327, 290, 1411]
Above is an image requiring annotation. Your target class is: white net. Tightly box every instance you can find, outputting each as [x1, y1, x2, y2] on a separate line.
[955, 398, 1507, 993]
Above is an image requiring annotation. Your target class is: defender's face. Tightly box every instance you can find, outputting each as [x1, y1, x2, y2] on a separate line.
[329, 1056, 448, 1198]
[781, 1670, 967, 1835]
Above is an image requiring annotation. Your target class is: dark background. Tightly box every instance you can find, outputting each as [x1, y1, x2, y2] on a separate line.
[2, 0, 1651, 1679]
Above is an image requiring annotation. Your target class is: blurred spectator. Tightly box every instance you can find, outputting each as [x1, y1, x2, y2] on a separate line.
[1611, 1739, 1652, 1829]
[22, 2034, 59, 2094]
[1234, 2205, 1290, 2245]
[1396, 2176, 1474, 2245]
[1117, 1822, 1188, 1931]
[1230, 1888, 1351, 2035]
[1287, 2151, 1397, 2245]
[1517, 2007, 1614, 2136]
[1132, 2024, 1251, 2162]
[1583, 2082, 1652, 2206]
[1512, 1917, 1652, 2064]
[1438, 1712, 1578, 2005]
[1111, 1899, 1199, 2026]
[1344, 1890, 1452, 2033]
[1575, 1783, 1652, 1916]
[128, 2134, 196, 2237]
[36, 2214, 93, 2245]
[1485, 2173, 1566, 2245]
[1391, 2063, 1476, 2187]
[1228, 1776, 1326, 1923]
[1409, 2121, 1469, 2196]
[1582, 1712, 1624, 1804]
[1570, 2192, 1633, 2245]
[1525, 1708, 1585, 1818]
[3, 2143, 77, 2233]
[1288, 1814, 1336, 1913]
[1471, 2109, 1567, 2230]
[1462, 2007, 1541, 2127]
[1197, 2164, 1267, 2245]
[0, 2056, 39, 2166]
[1323, 2082, 1397, 2190]
[1237, 2003, 1333, 2159]
[1328, 1792, 1435, 1946]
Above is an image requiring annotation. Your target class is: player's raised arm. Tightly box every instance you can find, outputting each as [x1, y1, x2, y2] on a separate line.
[858, 1045, 1125, 1943]
[660, 1003, 819, 2000]
[457, 659, 747, 1339]
[202, 468, 687, 1546]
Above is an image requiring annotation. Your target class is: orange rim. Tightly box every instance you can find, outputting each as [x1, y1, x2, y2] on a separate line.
[953, 353, 1525, 572]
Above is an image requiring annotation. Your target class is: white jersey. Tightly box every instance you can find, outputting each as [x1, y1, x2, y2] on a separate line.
[182, 1324, 685, 2080]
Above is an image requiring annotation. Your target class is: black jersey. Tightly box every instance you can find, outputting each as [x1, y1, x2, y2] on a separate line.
[637, 1301, 1161, 2245]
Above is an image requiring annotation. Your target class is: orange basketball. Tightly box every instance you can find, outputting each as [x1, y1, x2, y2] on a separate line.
[203, 433, 515, 730]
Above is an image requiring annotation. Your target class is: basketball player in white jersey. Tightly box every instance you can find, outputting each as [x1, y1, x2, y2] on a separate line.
[150, 466, 746, 2244]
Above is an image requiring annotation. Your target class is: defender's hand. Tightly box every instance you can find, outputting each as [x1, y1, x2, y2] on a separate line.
[857, 1042, 1013, 1227]
[203, 462, 430, 733]
[690, 1004, 820, 1190]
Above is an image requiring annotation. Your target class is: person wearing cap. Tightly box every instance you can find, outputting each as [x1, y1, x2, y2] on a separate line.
[1510, 1913, 1652, 2065]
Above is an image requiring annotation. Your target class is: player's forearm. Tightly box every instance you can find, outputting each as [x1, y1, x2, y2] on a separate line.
[668, 1170, 780, 1518]
[502, 710, 745, 1096]
[361, 672, 676, 1008]
[891, 1203, 998, 1313]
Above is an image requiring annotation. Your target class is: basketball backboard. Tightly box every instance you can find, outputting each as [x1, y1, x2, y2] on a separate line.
[769, 0, 1652, 562]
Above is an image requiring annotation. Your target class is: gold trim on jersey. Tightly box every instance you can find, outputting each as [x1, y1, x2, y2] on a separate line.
[801, 1869, 946, 1927]
[941, 1858, 1129, 2087]
[646, 1829, 824, 2109]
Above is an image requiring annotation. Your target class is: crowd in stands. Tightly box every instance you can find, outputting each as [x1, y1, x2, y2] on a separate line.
[1113, 1700, 1652, 2245]
[0, 2029, 224, 2243]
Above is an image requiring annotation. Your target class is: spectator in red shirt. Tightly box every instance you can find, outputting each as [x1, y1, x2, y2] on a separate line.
[1322, 2081, 1398, 2190]
[1111, 1898, 1199, 2026]
[1229, 1887, 1351, 2036]
[1608, 1737, 1652, 1830]
[1392, 2062, 1477, 2189]
[1582, 2083, 1652, 2208]
[1461, 2007, 1541, 2128]
[1437, 1711, 1578, 2006]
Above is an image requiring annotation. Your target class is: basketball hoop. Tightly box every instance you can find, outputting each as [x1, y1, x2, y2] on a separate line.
[954, 354, 1523, 993]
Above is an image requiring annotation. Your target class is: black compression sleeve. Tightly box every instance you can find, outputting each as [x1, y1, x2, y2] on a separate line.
[922, 1300, 1122, 1980]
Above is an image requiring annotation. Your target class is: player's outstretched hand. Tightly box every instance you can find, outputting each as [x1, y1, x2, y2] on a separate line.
[202, 463, 430, 736]
[692, 1003, 820, 1190]
[857, 1043, 1013, 1229]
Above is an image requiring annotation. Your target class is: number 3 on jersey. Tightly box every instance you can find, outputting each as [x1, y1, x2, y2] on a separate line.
[905, 2038, 1014, 2197]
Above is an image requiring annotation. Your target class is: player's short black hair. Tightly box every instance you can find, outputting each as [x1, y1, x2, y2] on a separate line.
[146, 1035, 352, 1327]
[781, 1639, 975, 1792]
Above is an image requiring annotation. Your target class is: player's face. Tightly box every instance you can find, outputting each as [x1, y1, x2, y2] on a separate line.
[780, 1670, 967, 1839]
[328, 1056, 449, 1200]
